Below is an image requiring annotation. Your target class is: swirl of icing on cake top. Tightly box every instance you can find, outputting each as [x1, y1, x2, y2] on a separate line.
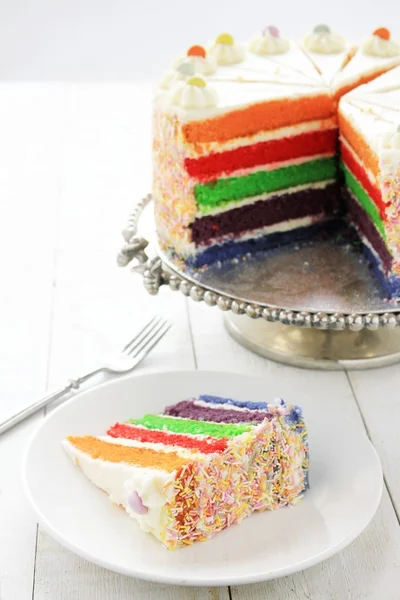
[362, 28, 400, 57]
[159, 62, 196, 90]
[382, 125, 400, 150]
[168, 76, 218, 109]
[249, 26, 290, 55]
[208, 33, 245, 65]
[173, 45, 217, 75]
[304, 24, 346, 54]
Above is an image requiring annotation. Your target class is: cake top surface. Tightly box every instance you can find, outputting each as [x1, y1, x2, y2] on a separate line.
[155, 27, 400, 122]
[157, 37, 330, 121]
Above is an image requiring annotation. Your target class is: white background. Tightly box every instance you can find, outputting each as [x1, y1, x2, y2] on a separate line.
[0, 0, 399, 80]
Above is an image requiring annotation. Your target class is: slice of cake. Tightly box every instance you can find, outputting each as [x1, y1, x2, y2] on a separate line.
[339, 67, 400, 297]
[63, 395, 308, 549]
[332, 28, 400, 100]
[301, 24, 356, 86]
[153, 31, 340, 268]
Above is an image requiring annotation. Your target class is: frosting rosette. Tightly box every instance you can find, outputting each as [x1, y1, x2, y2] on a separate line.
[362, 28, 400, 57]
[209, 33, 245, 65]
[249, 26, 290, 55]
[168, 76, 218, 109]
[172, 45, 217, 76]
[304, 24, 346, 54]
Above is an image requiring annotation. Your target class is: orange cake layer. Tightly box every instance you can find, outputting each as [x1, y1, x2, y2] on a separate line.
[338, 112, 379, 178]
[182, 95, 335, 144]
[66, 435, 189, 471]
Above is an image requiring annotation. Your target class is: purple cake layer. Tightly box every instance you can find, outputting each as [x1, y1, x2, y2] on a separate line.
[187, 218, 342, 268]
[343, 188, 393, 272]
[190, 183, 342, 246]
[163, 399, 269, 423]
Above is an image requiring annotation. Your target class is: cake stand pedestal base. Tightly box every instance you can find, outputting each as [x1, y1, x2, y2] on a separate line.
[224, 313, 400, 370]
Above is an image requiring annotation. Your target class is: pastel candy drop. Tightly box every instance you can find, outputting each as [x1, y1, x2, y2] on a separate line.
[264, 25, 280, 38]
[187, 45, 206, 58]
[177, 62, 196, 76]
[127, 490, 148, 515]
[187, 76, 206, 88]
[373, 27, 391, 40]
[216, 33, 234, 45]
[313, 24, 331, 34]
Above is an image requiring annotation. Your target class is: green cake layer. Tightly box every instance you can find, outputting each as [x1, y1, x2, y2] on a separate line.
[194, 157, 337, 213]
[129, 414, 253, 438]
[341, 163, 385, 239]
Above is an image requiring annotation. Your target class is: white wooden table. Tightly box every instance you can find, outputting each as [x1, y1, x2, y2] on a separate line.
[0, 83, 399, 600]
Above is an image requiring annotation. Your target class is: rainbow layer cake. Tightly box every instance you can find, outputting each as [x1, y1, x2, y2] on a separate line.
[153, 26, 400, 297]
[63, 395, 308, 549]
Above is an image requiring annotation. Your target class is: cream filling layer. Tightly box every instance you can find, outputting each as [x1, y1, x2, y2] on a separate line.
[206, 151, 335, 181]
[195, 213, 330, 251]
[182, 118, 337, 157]
[195, 179, 336, 218]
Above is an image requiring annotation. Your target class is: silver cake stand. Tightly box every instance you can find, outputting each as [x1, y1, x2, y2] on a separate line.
[118, 195, 400, 370]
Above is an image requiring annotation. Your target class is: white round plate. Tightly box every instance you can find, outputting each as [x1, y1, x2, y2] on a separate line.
[23, 370, 383, 586]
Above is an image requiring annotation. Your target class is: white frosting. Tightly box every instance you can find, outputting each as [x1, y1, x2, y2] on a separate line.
[362, 35, 400, 58]
[332, 46, 400, 94]
[123, 473, 175, 536]
[304, 30, 347, 54]
[209, 41, 245, 65]
[156, 43, 328, 122]
[168, 79, 218, 109]
[173, 54, 217, 76]
[249, 33, 290, 56]
[381, 129, 400, 149]
[302, 41, 355, 85]
[339, 66, 400, 156]
[62, 439, 175, 541]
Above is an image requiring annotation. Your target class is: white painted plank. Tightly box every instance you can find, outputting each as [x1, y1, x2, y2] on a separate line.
[34, 530, 229, 600]
[188, 301, 400, 599]
[347, 366, 400, 517]
[34, 531, 229, 600]
[0, 85, 64, 600]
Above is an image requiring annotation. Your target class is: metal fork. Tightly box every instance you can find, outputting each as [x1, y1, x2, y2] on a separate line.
[0, 316, 171, 436]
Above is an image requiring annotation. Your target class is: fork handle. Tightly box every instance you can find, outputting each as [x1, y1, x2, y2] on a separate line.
[0, 368, 102, 436]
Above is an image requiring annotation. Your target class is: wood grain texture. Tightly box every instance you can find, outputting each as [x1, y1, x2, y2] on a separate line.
[348, 367, 400, 519]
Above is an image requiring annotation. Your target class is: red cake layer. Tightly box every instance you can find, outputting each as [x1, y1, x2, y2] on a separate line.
[340, 141, 385, 218]
[107, 423, 228, 454]
[185, 128, 338, 182]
